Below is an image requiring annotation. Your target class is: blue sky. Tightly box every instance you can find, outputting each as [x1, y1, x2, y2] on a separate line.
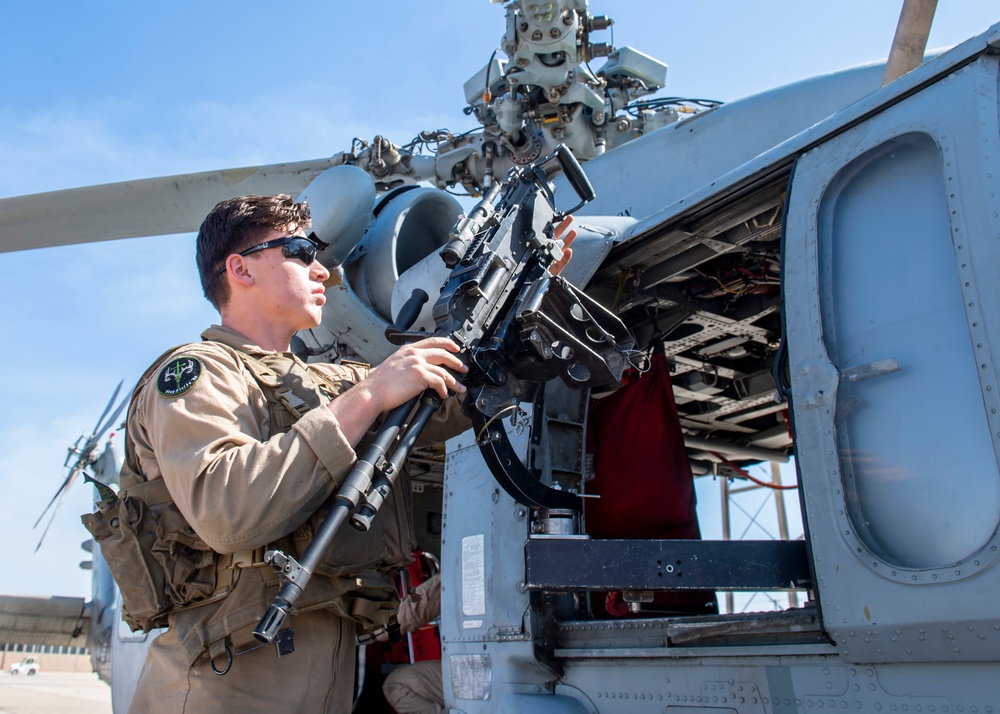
[0, 1, 996, 600]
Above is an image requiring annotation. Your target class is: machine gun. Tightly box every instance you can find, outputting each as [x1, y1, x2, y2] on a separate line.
[254, 145, 635, 647]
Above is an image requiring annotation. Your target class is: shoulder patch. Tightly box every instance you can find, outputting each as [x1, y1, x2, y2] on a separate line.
[157, 356, 204, 397]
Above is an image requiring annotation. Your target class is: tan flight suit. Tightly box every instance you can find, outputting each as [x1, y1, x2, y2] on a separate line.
[382, 574, 444, 714]
[126, 325, 463, 714]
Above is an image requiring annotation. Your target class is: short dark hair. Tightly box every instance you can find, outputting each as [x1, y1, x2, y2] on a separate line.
[196, 194, 312, 309]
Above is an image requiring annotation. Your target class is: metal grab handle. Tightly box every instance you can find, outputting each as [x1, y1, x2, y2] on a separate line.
[554, 144, 596, 205]
[385, 289, 431, 345]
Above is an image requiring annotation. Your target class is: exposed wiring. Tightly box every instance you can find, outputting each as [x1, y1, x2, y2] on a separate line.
[484, 47, 499, 101]
[693, 266, 752, 296]
[710, 451, 799, 490]
[402, 127, 481, 156]
[625, 96, 723, 118]
[476, 404, 528, 443]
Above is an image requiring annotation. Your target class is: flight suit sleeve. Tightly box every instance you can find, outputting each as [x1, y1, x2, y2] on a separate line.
[131, 344, 358, 554]
[396, 573, 441, 633]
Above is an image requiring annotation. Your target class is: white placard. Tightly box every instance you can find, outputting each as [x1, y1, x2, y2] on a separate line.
[461, 533, 486, 617]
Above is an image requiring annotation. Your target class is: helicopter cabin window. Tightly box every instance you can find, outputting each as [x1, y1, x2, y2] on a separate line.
[817, 132, 1000, 569]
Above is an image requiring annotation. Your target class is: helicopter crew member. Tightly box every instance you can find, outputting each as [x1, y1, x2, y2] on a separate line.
[86, 192, 574, 713]
[382, 572, 445, 714]
[115, 194, 473, 714]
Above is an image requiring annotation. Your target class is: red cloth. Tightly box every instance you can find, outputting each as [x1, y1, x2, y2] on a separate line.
[585, 350, 700, 540]
[585, 350, 716, 617]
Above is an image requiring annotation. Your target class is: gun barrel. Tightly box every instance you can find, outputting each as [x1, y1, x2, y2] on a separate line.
[351, 391, 444, 531]
[253, 597, 294, 644]
[254, 395, 421, 644]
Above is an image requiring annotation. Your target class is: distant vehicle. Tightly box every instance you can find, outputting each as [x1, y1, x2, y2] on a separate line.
[9, 657, 40, 676]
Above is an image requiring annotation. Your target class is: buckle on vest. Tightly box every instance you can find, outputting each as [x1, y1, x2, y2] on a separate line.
[229, 547, 266, 570]
[274, 387, 310, 419]
[209, 621, 293, 673]
[357, 619, 401, 645]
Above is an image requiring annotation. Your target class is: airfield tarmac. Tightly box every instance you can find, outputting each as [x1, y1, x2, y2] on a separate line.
[0, 672, 111, 714]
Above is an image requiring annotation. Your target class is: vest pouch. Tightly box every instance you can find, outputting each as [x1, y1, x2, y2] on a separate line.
[293, 481, 416, 578]
[82, 495, 170, 632]
[341, 574, 399, 634]
[304, 568, 400, 634]
[292, 510, 390, 578]
[151, 503, 219, 608]
[383, 473, 417, 572]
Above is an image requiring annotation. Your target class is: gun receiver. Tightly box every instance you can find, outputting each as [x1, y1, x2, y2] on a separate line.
[254, 145, 633, 647]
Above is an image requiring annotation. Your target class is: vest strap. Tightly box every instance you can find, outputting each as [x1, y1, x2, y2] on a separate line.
[121, 478, 171, 505]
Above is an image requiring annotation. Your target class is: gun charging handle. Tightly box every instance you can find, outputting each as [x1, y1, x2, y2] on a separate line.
[385, 289, 431, 345]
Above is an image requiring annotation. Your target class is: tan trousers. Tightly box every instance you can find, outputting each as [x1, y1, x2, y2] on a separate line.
[382, 659, 444, 714]
[128, 609, 356, 714]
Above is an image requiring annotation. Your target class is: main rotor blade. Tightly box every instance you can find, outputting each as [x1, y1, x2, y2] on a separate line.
[33, 461, 85, 530]
[34, 465, 84, 552]
[0, 155, 346, 253]
[35, 381, 133, 546]
[93, 391, 131, 445]
[91, 380, 124, 438]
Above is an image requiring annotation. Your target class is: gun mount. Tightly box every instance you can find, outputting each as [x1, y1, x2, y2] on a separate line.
[255, 144, 633, 646]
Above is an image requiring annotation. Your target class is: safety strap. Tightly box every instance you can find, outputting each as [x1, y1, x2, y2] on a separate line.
[255, 353, 312, 415]
[217, 346, 335, 432]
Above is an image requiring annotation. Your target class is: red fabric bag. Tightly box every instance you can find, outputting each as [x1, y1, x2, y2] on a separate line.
[586, 350, 700, 540]
[585, 349, 717, 617]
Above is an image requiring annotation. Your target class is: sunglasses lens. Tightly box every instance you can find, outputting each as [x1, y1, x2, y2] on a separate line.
[282, 238, 318, 266]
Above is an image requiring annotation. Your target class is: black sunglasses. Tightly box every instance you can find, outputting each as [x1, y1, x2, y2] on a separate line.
[216, 236, 320, 275]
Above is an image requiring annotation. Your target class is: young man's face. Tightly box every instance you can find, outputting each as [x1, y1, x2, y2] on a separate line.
[244, 226, 330, 331]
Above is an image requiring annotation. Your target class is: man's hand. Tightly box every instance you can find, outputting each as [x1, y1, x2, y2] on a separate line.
[367, 337, 468, 409]
[550, 216, 576, 276]
[329, 337, 467, 446]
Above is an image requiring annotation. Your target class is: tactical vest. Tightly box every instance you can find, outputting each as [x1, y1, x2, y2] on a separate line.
[83, 341, 412, 662]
